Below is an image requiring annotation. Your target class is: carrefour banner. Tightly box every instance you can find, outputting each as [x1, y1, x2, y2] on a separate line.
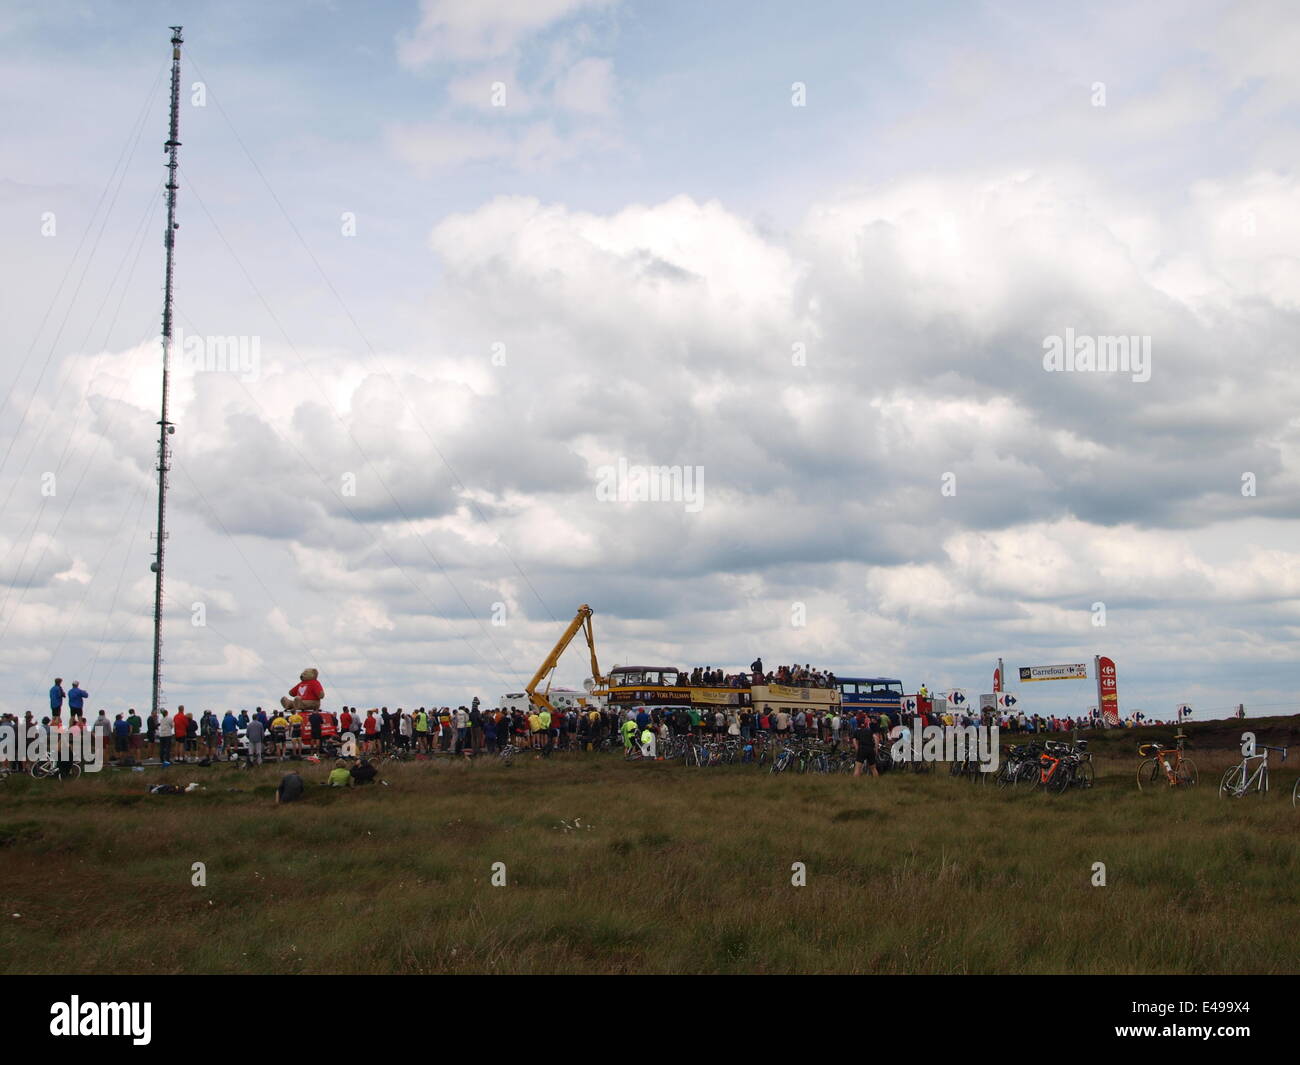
[1096, 656, 1121, 726]
[1018, 663, 1087, 682]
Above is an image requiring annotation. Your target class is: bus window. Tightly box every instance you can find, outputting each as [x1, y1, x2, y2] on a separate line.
[620, 671, 644, 687]
[661, 670, 678, 686]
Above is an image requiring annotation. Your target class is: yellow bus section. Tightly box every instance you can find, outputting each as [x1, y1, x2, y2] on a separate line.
[751, 683, 840, 715]
[525, 605, 842, 717]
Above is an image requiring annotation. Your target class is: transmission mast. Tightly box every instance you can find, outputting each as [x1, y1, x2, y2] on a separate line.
[151, 26, 183, 718]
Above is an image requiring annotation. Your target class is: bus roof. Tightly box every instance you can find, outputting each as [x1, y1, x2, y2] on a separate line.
[609, 665, 679, 674]
[836, 676, 902, 685]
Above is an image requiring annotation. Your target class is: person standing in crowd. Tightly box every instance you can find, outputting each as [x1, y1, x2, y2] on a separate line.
[270, 708, 289, 759]
[49, 678, 65, 717]
[853, 715, 879, 779]
[156, 709, 174, 766]
[222, 710, 239, 758]
[68, 681, 88, 718]
[453, 705, 468, 754]
[288, 706, 304, 757]
[92, 710, 111, 756]
[245, 714, 265, 765]
[173, 706, 190, 762]
[128, 707, 143, 758]
[112, 713, 130, 759]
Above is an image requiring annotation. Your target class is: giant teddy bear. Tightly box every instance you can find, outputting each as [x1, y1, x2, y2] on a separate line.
[282, 667, 324, 713]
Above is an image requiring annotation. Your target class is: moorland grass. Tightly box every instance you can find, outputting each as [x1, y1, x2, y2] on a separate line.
[2, 721, 1299, 974]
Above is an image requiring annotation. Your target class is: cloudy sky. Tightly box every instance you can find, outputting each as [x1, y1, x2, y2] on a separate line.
[1, 0, 1297, 720]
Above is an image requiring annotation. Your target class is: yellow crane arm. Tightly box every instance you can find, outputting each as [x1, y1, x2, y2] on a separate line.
[525, 604, 602, 714]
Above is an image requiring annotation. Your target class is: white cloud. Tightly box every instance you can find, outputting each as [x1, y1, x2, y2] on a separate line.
[552, 56, 616, 115]
[398, 0, 615, 66]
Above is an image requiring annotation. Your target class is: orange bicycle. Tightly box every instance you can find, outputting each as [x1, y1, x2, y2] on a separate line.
[1136, 731, 1197, 790]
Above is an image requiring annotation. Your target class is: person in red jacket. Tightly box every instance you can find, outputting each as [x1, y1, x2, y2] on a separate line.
[281, 668, 324, 713]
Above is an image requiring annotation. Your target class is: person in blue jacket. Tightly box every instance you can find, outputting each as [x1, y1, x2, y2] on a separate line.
[221, 711, 240, 758]
[67, 682, 88, 717]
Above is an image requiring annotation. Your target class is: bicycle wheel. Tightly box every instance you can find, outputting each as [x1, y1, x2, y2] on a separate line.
[1176, 759, 1197, 787]
[1293, 777, 1300, 808]
[30, 761, 52, 779]
[63, 763, 83, 780]
[1073, 761, 1094, 789]
[1047, 764, 1071, 794]
[1219, 764, 1244, 798]
[1136, 758, 1161, 790]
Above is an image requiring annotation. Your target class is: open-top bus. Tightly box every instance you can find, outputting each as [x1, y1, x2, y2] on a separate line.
[603, 665, 747, 712]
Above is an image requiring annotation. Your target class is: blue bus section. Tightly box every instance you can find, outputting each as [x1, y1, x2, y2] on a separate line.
[837, 677, 904, 714]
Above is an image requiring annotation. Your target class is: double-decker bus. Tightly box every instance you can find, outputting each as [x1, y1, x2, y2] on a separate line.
[836, 676, 904, 715]
[603, 666, 750, 713]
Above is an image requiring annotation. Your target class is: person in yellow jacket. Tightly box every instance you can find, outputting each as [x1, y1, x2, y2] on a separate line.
[621, 717, 637, 756]
[639, 725, 657, 760]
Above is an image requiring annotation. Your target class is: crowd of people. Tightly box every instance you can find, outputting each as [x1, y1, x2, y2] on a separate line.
[6, 672, 1182, 779]
[679, 660, 839, 689]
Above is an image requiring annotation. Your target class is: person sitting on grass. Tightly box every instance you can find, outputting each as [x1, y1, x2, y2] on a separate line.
[350, 758, 377, 785]
[276, 771, 304, 804]
[327, 759, 351, 787]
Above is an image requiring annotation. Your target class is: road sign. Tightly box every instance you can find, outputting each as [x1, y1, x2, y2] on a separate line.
[996, 693, 1018, 709]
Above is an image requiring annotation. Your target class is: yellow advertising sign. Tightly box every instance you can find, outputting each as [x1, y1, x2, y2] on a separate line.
[691, 688, 740, 705]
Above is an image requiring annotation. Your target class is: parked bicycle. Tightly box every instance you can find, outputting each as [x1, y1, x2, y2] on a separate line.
[29, 758, 83, 780]
[1136, 731, 1197, 790]
[1220, 744, 1285, 798]
[996, 742, 1043, 788]
[1038, 739, 1093, 793]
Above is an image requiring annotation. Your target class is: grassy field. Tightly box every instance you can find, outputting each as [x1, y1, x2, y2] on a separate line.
[3, 716, 1300, 974]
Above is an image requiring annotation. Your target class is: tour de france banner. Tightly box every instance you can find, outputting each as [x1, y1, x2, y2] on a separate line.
[1018, 662, 1088, 682]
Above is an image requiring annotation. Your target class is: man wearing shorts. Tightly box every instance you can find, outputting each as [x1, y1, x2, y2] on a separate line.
[270, 711, 289, 759]
[853, 719, 879, 779]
